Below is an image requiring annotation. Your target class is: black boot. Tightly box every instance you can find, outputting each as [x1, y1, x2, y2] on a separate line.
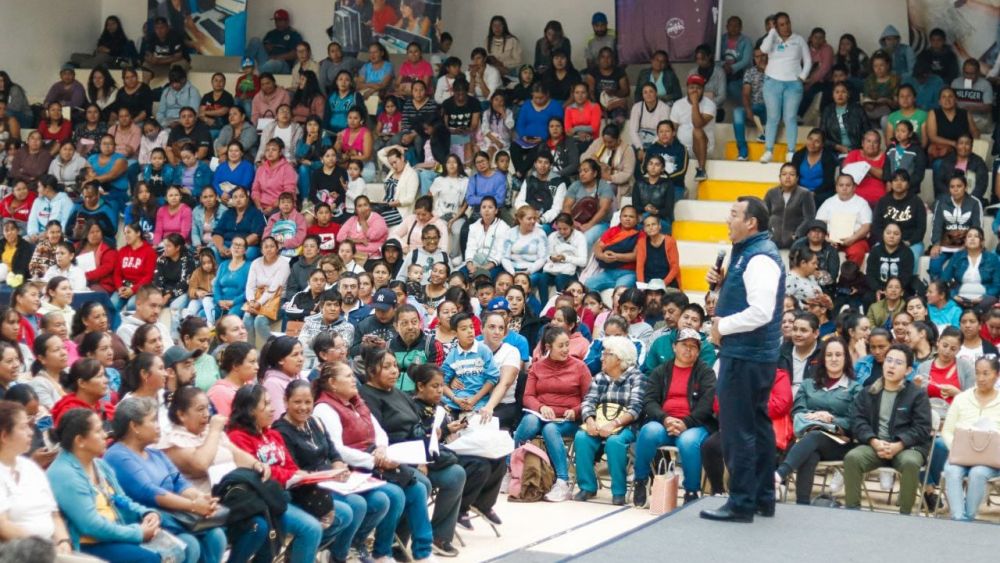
[633, 479, 648, 507]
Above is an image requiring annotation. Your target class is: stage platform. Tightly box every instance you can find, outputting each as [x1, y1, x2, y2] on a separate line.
[490, 496, 999, 563]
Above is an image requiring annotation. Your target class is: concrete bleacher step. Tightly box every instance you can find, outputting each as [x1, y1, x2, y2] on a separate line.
[676, 240, 731, 265]
[723, 141, 803, 162]
[705, 160, 785, 181]
[680, 265, 712, 292]
[696, 179, 772, 202]
[674, 200, 732, 223]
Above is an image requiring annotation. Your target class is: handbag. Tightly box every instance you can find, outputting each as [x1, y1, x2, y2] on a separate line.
[289, 484, 335, 520]
[649, 459, 679, 515]
[254, 285, 283, 321]
[585, 402, 625, 435]
[571, 196, 599, 225]
[948, 427, 1000, 469]
[166, 506, 231, 533]
[792, 412, 838, 438]
[142, 529, 188, 563]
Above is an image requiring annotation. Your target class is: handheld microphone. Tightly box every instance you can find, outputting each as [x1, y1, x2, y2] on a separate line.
[708, 249, 727, 292]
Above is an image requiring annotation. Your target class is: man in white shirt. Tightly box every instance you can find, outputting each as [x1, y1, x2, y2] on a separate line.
[816, 173, 872, 266]
[702, 196, 785, 523]
[116, 286, 175, 349]
[670, 74, 716, 182]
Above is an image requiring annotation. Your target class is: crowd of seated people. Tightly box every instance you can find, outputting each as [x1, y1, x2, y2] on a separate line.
[0, 5, 1000, 562]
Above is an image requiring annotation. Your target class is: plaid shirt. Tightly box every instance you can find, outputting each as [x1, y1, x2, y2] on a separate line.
[581, 366, 645, 422]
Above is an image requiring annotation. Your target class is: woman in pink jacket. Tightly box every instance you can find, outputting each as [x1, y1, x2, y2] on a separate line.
[153, 185, 193, 245]
[336, 194, 388, 259]
[251, 138, 298, 214]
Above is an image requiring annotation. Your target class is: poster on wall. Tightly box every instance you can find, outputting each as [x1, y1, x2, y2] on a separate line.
[147, 0, 248, 57]
[331, 0, 444, 55]
[907, 0, 1000, 68]
[616, 0, 720, 64]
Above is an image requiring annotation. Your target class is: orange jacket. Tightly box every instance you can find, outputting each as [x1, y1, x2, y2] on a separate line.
[634, 232, 680, 288]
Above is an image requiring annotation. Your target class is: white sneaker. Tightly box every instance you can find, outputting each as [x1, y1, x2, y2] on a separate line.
[879, 470, 894, 491]
[785, 152, 795, 163]
[774, 471, 785, 500]
[829, 471, 844, 494]
[499, 471, 511, 495]
[759, 151, 773, 164]
[737, 155, 748, 161]
[545, 479, 572, 502]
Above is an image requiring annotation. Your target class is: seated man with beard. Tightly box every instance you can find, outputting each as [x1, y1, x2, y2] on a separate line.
[389, 304, 442, 392]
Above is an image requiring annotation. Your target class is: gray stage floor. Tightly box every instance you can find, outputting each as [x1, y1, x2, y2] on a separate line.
[493, 496, 999, 563]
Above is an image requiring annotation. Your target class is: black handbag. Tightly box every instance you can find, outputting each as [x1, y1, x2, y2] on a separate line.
[374, 464, 418, 487]
[289, 484, 334, 520]
[167, 506, 231, 533]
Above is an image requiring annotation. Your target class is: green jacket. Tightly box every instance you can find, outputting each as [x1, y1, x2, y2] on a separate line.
[792, 378, 861, 436]
[643, 329, 717, 374]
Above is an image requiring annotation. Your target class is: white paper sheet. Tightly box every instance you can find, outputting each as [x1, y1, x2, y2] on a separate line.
[386, 440, 428, 465]
[318, 472, 386, 495]
[207, 462, 238, 486]
[429, 406, 446, 456]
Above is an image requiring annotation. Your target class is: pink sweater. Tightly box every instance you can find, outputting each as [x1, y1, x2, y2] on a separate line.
[154, 204, 193, 244]
[264, 209, 308, 249]
[252, 158, 298, 211]
[251, 87, 291, 124]
[336, 212, 388, 258]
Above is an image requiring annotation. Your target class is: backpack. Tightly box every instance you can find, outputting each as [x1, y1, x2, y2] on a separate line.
[507, 440, 555, 502]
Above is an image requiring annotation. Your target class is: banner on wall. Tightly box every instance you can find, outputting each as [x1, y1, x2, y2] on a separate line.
[907, 0, 1000, 68]
[331, 0, 444, 55]
[616, 0, 720, 64]
[148, 0, 248, 57]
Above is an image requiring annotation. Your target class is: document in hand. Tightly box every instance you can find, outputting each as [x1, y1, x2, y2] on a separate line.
[386, 440, 429, 465]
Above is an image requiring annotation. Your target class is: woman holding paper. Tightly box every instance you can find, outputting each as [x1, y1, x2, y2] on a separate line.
[226, 384, 352, 563]
[357, 347, 466, 557]
[514, 326, 591, 503]
[275, 380, 400, 563]
[311, 361, 435, 562]
[773, 337, 860, 505]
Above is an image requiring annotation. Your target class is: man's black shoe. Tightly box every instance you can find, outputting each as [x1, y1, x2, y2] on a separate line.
[756, 504, 775, 517]
[699, 506, 754, 523]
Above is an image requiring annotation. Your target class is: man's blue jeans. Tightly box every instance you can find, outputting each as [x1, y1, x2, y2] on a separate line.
[733, 103, 767, 158]
[633, 422, 710, 493]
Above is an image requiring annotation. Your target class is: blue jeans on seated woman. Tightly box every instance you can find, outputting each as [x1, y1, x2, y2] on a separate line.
[943, 462, 1000, 520]
[732, 103, 767, 159]
[243, 313, 274, 350]
[228, 515, 270, 562]
[346, 486, 398, 559]
[109, 293, 137, 312]
[298, 162, 322, 203]
[573, 427, 636, 497]
[586, 268, 637, 292]
[582, 223, 609, 249]
[176, 527, 227, 563]
[633, 422, 710, 493]
[513, 414, 578, 481]
[272, 504, 323, 563]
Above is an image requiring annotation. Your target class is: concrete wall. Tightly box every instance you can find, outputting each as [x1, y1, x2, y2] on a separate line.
[0, 0, 102, 98]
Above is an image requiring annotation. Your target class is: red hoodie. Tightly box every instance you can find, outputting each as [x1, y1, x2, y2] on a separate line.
[228, 427, 299, 486]
[711, 367, 794, 451]
[114, 242, 156, 289]
[523, 356, 591, 419]
[981, 324, 1000, 348]
[81, 243, 118, 293]
[0, 191, 36, 225]
[51, 393, 116, 427]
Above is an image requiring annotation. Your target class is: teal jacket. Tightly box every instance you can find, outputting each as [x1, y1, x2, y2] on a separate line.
[643, 329, 717, 373]
[47, 451, 155, 550]
[792, 378, 861, 437]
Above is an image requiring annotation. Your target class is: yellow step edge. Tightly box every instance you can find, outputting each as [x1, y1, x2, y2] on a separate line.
[697, 179, 772, 201]
[680, 266, 711, 292]
[672, 221, 730, 243]
[724, 141, 804, 162]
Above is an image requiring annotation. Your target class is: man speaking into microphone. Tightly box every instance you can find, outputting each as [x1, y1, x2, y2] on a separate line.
[700, 196, 785, 523]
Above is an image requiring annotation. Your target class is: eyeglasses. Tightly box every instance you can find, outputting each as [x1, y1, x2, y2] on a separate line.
[883, 357, 908, 367]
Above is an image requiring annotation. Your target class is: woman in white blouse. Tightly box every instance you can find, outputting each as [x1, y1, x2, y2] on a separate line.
[543, 213, 588, 295]
[243, 236, 291, 350]
[0, 400, 73, 554]
[42, 241, 88, 292]
[759, 12, 812, 164]
[463, 195, 510, 277]
[628, 84, 672, 153]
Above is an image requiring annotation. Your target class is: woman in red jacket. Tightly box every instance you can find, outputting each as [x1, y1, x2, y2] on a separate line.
[0, 180, 36, 233]
[76, 220, 117, 293]
[111, 222, 156, 311]
[514, 325, 591, 502]
[635, 214, 681, 289]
